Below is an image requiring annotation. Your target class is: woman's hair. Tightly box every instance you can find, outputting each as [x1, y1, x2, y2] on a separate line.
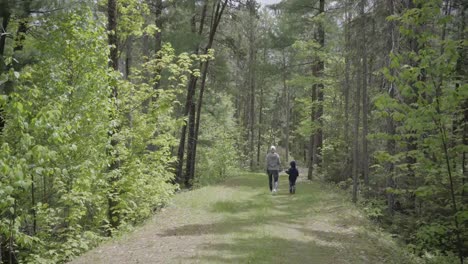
[270, 146, 276, 152]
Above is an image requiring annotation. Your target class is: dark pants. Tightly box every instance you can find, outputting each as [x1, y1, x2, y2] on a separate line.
[289, 176, 297, 193]
[267, 170, 279, 191]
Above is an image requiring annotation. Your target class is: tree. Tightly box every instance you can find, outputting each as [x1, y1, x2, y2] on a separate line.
[107, 0, 120, 233]
[376, 0, 467, 260]
[175, 0, 208, 186]
[189, 0, 229, 183]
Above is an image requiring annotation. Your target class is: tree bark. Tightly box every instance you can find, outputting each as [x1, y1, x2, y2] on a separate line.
[190, 0, 229, 180]
[282, 49, 289, 163]
[154, 0, 163, 54]
[308, 0, 325, 180]
[245, 0, 257, 170]
[308, 66, 317, 180]
[315, 0, 325, 168]
[0, 9, 9, 70]
[185, 89, 196, 185]
[175, 1, 207, 186]
[153, 0, 163, 90]
[108, 0, 118, 76]
[13, 20, 28, 54]
[257, 81, 264, 166]
[31, 174, 36, 235]
[352, 59, 361, 204]
[360, 0, 369, 186]
[344, 0, 351, 160]
[177, 76, 197, 186]
[257, 41, 267, 166]
[385, 0, 398, 215]
[125, 36, 132, 79]
[107, 0, 120, 233]
[456, 0, 467, 199]
[0, 9, 9, 134]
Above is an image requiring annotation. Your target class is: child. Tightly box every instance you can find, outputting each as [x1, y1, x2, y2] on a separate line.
[285, 161, 299, 194]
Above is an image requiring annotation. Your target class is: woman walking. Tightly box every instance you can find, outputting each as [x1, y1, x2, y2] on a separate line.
[266, 146, 281, 193]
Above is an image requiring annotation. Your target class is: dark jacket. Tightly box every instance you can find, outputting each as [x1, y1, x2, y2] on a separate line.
[285, 161, 299, 180]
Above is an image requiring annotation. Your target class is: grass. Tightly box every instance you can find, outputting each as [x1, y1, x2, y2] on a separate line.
[70, 172, 417, 264]
[168, 173, 415, 263]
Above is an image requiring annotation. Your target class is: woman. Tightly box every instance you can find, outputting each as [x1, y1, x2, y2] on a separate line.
[266, 146, 281, 193]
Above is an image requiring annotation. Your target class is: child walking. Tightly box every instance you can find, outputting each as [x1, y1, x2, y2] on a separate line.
[285, 161, 299, 194]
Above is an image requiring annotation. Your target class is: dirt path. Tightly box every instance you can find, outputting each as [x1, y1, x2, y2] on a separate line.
[69, 172, 414, 264]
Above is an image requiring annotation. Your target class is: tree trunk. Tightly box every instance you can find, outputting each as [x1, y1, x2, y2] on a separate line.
[285, 87, 290, 164]
[344, 0, 351, 157]
[177, 76, 197, 186]
[257, 83, 264, 166]
[31, 174, 36, 235]
[456, 0, 467, 199]
[462, 92, 468, 197]
[386, 109, 396, 214]
[385, 0, 398, 215]
[107, 0, 120, 233]
[248, 46, 256, 170]
[185, 1, 210, 185]
[0, 9, 9, 71]
[282, 50, 289, 163]
[13, 20, 28, 54]
[360, 0, 369, 186]
[257, 45, 266, 166]
[352, 60, 361, 203]
[248, 1, 256, 170]
[176, 1, 207, 186]
[185, 92, 196, 185]
[108, 0, 118, 75]
[189, 0, 228, 182]
[0, 9, 9, 134]
[154, 0, 163, 54]
[153, 0, 163, 90]
[125, 36, 132, 79]
[308, 68, 317, 180]
[308, 0, 325, 180]
[1, 1, 29, 133]
[315, 0, 325, 168]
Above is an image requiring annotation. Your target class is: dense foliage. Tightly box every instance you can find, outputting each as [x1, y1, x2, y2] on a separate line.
[0, 2, 201, 262]
[0, 0, 466, 263]
[376, 0, 467, 259]
[254, 0, 468, 262]
[1, 7, 112, 262]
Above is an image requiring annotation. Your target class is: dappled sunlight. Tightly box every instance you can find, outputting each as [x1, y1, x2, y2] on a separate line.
[70, 173, 415, 264]
[190, 236, 340, 264]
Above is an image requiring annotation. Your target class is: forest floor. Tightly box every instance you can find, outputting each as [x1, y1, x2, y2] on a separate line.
[69, 172, 416, 264]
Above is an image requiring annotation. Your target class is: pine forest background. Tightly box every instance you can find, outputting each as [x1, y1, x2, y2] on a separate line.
[0, 0, 467, 263]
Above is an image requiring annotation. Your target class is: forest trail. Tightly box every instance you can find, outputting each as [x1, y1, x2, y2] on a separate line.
[69, 172, 413, 264]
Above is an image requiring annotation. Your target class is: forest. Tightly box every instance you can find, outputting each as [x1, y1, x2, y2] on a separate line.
[0, 0, 466, 263]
